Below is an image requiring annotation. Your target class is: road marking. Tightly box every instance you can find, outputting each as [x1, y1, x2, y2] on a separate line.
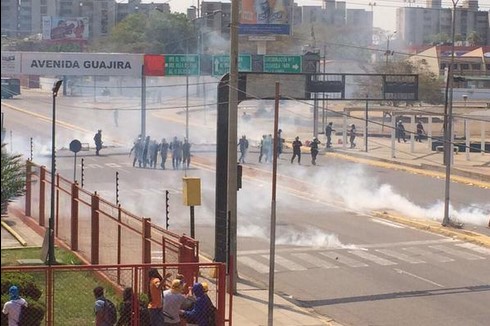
[429, 245, 485, 260]
[262, 254, 307, 271]
[455, 243, 490, 256]
[319, 252, 368, 267]
[375, 248, 425, 264]
[349, 250, 397, 266]
[239, 256, 273, 273]
[394, 268, 444, 287]
[370, 218, 405, 228]
[403, 247, 454, 263]
[291, 253, 339, 269]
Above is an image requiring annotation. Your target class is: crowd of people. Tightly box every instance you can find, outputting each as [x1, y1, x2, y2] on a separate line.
[92, 269, 216, 326]
[130, 135, 192, 170]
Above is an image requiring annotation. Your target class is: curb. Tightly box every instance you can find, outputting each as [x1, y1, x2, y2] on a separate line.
[373, 211, 490, 249]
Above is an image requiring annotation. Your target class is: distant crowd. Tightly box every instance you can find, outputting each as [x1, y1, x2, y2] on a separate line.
[130, 135, 191, 170]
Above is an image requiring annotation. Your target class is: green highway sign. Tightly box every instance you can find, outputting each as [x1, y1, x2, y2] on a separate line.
[264, 55, 302, 73]
[212, 55, 252, 76]
[165, 55, 200, 76]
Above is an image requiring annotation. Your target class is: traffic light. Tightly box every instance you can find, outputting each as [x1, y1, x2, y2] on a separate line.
[165, 190, 170, 230]
[237, 164, 243, 190]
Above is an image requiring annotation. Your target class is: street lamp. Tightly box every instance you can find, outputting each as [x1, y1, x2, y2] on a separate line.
[385, 31, 397, 65]
[47, 80, 62, 265]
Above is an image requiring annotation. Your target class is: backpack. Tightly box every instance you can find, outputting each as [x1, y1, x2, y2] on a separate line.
[102, 299, 117, 325]
[207, 303, 217, 326]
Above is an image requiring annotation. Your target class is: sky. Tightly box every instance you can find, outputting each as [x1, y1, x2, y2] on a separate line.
[143, 0, 489, 32]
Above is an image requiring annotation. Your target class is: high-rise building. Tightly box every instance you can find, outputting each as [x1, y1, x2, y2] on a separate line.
[397, 0, 489, 46]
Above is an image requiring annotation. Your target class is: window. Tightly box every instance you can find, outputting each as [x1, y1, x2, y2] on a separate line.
[460, 64, 469, 70]
[471, 64, 481, 70]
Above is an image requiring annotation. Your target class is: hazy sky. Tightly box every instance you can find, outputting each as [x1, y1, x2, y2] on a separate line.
[144, 0, 490, 32]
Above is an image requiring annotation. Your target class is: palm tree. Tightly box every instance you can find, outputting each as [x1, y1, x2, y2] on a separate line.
[1, 143, 25, 214]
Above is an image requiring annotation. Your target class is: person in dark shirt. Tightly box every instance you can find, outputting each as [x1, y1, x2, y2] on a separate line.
[310, 137, 321, 165]
[291, 136, 302, 164]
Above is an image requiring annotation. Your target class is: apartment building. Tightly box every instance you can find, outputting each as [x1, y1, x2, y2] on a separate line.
[397, 0, 489, 46]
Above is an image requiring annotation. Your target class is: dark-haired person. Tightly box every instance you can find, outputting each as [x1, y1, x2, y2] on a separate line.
[310, 137, 321, 165]
[148, 269, 165, 325]
[290, 136, 302, 164]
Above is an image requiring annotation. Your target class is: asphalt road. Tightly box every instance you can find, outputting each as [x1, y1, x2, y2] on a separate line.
[2, 92, 490, 326]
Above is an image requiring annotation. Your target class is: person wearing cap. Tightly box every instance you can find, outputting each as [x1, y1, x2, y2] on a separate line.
[309, 137, 321, 165]
[163, 279, 187, 325]
[2, 285, 27, 326]
[180, 282, 214, 326]
[291, 136, 302, 164]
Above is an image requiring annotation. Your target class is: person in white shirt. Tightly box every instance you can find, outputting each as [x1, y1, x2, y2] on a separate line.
[2, 286, 27, 326]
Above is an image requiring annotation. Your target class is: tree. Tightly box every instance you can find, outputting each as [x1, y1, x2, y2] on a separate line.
[1, 143, 25, 214]
[466, 31, 481, 46]
[98, 11, 195, 54]
[355, 58, 444, 106]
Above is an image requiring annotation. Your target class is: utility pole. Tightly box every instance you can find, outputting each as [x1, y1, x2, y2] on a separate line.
[227, 0, 239, 293]
[442, 0, 459, 227]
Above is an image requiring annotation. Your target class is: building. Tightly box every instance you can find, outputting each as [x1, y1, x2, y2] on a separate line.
[397, 0, 489, 46]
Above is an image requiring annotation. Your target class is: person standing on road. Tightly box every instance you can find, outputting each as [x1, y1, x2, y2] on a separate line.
[2, 285, 27, 326]
[276, 129, 284, 158]
[397, 121, 407, 143]
[325, 122, 335, 148]
[160, 138, 169, 170]
[149, 140, 160, 169]
[142, 136, 151, 168]
[349, 124, 357, 148]
[291, 136, 302, 164]
[309, 137, 321, 165]
[170, 137, 182, 170]
[416, 121, 425, 142]
[94, 130, 103, 156]
[182, 138, 192, 169]
[258, 135, 266, 163]
[238, 135, 249, 164]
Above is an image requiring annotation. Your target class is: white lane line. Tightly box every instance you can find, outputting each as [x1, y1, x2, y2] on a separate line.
[370, 218, 405, 228]
[394, 268, 444, 288]
[349, 250, 397, 266]
[261, 255, 307, 271]
[239, 256, 272, 274]
[376, 249, 425, 264]
[403, 247, 454, 263]
[319, 252, 368, 267]
[429, 245, 485, 260]
[455, 243, 490, 256]
[291, 253, 339, 269]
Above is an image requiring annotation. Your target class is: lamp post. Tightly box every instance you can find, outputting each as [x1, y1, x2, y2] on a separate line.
[385, 31, 397, 65]
[48, 80, 62, 265]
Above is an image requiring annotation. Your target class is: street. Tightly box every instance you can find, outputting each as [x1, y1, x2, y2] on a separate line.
[2, 90, 490, 326]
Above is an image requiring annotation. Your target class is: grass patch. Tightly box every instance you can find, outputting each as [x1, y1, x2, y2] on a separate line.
[1, 247, 121, 325]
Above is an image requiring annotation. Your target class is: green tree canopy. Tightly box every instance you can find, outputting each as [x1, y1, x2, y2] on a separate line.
[97, 12, 195, 54]
[1, 143, 25, 214]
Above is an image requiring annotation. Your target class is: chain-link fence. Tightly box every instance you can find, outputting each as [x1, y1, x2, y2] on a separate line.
[1, 263, 228, 325]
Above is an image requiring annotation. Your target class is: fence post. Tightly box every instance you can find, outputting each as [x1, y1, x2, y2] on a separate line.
[71, 182, 79, 251]
[25, 160, 32, 216]
[142, 218, 151, 264]
[218, 263, 227, 326]
[179, 236, 199, 287]
[91, 192, 100, 264]
[117, 204, 122, 284]
[39, 166, 46, 227]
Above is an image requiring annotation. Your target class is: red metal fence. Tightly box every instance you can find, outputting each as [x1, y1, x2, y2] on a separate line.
[24, 161, 199, 273]
[1, 263, 227, 325]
